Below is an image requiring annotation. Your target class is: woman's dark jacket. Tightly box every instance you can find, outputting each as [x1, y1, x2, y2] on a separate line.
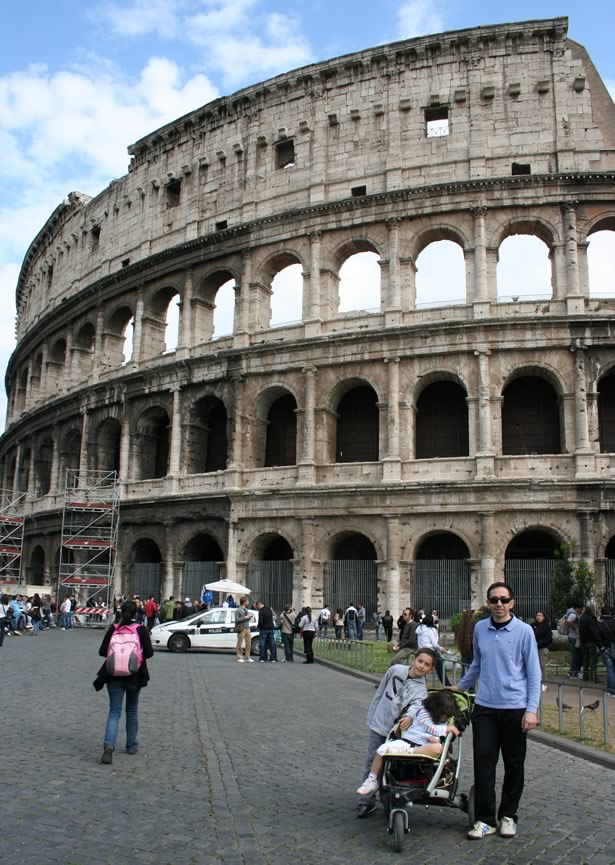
[93, 623, 153, 691]
[531, 620, 553, 650]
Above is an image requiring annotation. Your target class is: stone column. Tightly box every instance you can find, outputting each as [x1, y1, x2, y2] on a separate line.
[63, 328, 74, 390]
[563, 203, 581, 296]
[386, 515, 402, 618]
[227, 375, 244, 486]
[479, 512, 497, 603]
[472, 206, 489, 309]
[474, 348, 495, 478]
[131, 287, 145, 366]
[176, 268, 193, 356]
[304, 231, 322, 336]
[399, 256, 417, 313]
[91, 305, 104, 382]
[119, 402, 131, 483]
[300, 518, 315, 609]
[233, 250, 251, 347]
[571, 343, 595, 476]
[383, 357, 401, 481]
[168, 385, 182, 475]
[579, 511, 593, 563]
[49, 429, 60, 495]
[163, 524, 176, 600]
[385, 218, 401, 325]
[78, 405, 90, 480]
[298, 366, 317, 484]
[12, 444, 22, 495]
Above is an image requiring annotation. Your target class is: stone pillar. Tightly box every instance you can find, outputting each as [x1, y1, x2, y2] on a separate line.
[91, 305, 104, 382]
[227, 375, 244, 486]
[119, 404, 131, 482]
[63, 328, 74, 390]
[383, 357, 401, 481]
[298, 366, 317, 484]
[563, 203, 582, 298]
[176, 268, 193, 356]
[78, 405, 90, 480]
[479, 512, 497, 603]
[49, 429, 60, 495]
[571, 343, 595, 476]
[168, 385, 182, 475]
[300, 518, 315, 608]
[131, 287, 145, 366]
[233, 250, 251, 347]
[474, 348, 495, 478]
[304, 231, 322, 337]
[12, 444, 22, 495]
[163, 525, 176, 600]
[385, 218, 401, 325]
[400, 256, 417, 312]
[386, 515, 402, 618]
[579, 511, 593, 563]
[472, 206, 489, 310]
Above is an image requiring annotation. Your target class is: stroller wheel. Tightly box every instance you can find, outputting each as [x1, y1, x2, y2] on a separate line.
[392, 811, 406, 852]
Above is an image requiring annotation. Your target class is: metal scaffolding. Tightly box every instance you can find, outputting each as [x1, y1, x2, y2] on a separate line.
[0, 489, 26, 587]
[59, 470, 120, 608]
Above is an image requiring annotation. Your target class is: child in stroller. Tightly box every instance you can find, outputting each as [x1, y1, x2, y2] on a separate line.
[356, 690, 460, 795]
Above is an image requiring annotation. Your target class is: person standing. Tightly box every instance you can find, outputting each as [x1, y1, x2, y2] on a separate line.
[61, 596, 73, 630]
[235, 597, 254, 663]
[255, 600, 277, 662]
[372, 607, 383, 641]
[94, 599, 153, 764]
[388, 607, 418, 666]
[345, 605, 358, 640]
[280, 605, 296, 662]
[143, 596, 158, 632]
[319, 604, 331, 637]
[530, 611, 552, 692]
[333, 608, 344, 639]
[564, 603, 584, 678]
[458, 582, 540, 840]
[356, 603, 366, 641]
[598, 606, 615, 697]
[298, 606, 318, 663]
[579, 604, 602, 683]
[415, 614, 450, 685]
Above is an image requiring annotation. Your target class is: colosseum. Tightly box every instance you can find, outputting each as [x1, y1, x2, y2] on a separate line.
[3, 16, 615, 621]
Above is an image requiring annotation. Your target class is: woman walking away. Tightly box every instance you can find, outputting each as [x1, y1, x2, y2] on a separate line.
[333, 608, 344, 640]
[455, 609, 475, 674]
[381, 610, 394, 643]
[531, 610, 553, 692]
[94, 599, 153, 765]
[298, 606, 318, 663]
[416, 614, 451, 686]
[30, 594, 44, 635]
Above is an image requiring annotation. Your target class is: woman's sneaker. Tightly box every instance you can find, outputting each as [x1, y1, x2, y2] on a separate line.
[356, 775, 379, 796]
[467, 821, 496, 840]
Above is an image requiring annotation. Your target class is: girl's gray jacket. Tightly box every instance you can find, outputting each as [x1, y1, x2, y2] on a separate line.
[366, 665, 428, 737]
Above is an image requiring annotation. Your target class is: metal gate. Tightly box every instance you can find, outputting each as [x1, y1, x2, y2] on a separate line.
[324, 560, 377, 618]
[605, 560, 615, 607]
[131, 563, 161, 600]
[182, 561, 220, 600]
[505, 559, 556, 621]
[413, 560, 471, 619]
[247, 561, 293, 611]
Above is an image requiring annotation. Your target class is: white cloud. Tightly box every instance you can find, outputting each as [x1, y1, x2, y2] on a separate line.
[96, 0, 182, 38]
[397, 0, 445, 39]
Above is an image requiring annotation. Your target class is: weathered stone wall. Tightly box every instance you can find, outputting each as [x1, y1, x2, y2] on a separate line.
[3, 17, 615, 615]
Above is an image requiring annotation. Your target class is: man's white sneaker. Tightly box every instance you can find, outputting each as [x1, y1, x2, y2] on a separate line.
[500, 817, 517, 838]
[247, 658, 255, 662]
[467, 821, 496, 840]
[237, 658, 245, 663]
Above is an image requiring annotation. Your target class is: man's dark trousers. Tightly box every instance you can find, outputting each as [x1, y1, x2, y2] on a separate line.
[472, 704, 527, 826]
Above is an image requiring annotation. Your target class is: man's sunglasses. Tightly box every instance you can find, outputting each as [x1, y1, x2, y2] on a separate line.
[488, 596, 512, 605]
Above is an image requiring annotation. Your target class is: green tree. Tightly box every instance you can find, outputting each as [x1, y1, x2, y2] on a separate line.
[550, 543, 595, 615]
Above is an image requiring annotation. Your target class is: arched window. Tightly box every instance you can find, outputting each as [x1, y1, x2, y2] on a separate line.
[502, 376, 561, 455]
[35, 437, 54, 496]
[270, 264, 303, 327]
[338, 251, 381, 313]
[336, 386, 379, 462]
[106, 307, 134, 367]
[75, 322, 96, 379]
[414, 533, 470, 618]
[182, 534, 224, 598]
[95, 418, 122, 474]
[497, 235, 552, 301]
[163, 294, 180, 353]
[324, 533, 377, 621]
[213, 279, 236, 338]
[247, 535, 294, 611]
[416, 381, 469, 458]
[265, 394, 297, 466]
[131, 539, 162, 599]
[187, 397, 228, 474]
[135, 409, 170, 479]
[587, 228, 615, 298]
[505, 531, 559, 620]
[415, 240, 466, 307]
[598, 373, 615, 453]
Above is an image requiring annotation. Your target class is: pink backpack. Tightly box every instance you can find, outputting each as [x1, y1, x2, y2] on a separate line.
[106, 623, 143, 676]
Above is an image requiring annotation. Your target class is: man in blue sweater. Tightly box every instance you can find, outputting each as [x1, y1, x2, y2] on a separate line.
[458, 582, 540, 841]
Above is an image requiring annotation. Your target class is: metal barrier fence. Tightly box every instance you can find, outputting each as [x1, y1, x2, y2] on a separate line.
[306, 636, 613, 747]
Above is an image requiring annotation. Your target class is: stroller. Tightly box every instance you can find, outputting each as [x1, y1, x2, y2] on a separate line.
[378, 690, 475, 852]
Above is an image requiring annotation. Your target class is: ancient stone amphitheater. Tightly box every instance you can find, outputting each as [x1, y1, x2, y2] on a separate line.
[3, 16, 615, 619]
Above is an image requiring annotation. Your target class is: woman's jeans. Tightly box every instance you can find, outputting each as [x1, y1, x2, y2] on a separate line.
[303, 631, 315, 663]
[281, 632, 294, 662]
[104, 681, 140, 751]
[0, 617, 5, 646]
[31, 618, 43, 634]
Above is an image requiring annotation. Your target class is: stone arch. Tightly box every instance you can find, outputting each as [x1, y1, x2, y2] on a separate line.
[144, 284, 182, 357]
[182, 532, 224, 599]
[494, 217, 556, 302]
[504, 528, 563, 619]
[597, 371, 615, 453]
[250, 386, 298, 468]
[31, 351, 43, 396]
[74, 321, 96, 379]
[195, 268, 237, 342]
[186, 395, 228, 474]
[134, 406, 170, 479]
[334, 238, 382, 314]
[247, 532, 295, 610]
[29, 545, 46, 585]
[16, 367, 28, 412]
[501, 367, 563, 455]
[586, 217, 615, 299]
[34, 436, 54, 496]
[94, 417, 122, 474]
[130, 537, 163, 600]
[415, 377, 469, 459]
[412, 531, 471, 618]
[105, 304, 134, 367]
[492, 216, 559, 250]
[59, 427, 82, 485]
[324, 531, 379, 620]
[17, 446, 32, 492]
[334, 381, 380, 463]
[256, 251, 304, 330]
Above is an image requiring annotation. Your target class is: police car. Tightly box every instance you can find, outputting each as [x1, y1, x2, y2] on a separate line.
[151, 607, 263, 654]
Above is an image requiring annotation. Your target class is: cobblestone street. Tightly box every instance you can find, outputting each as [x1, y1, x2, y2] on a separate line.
[3, 629, 615, 865]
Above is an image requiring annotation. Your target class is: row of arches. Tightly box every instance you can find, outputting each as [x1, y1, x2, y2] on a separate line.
[10, 220, 615, 421]
[5, 367, 615, 493]
[26, 529, 615, 622]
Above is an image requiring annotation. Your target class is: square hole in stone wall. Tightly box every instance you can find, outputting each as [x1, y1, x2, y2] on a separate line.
[166, 178, 182, 208]
[511, 162, 531, 175]
[275, 139, 295, 168]
[425, 106, 449, 138]
[351, 185, 367, 197]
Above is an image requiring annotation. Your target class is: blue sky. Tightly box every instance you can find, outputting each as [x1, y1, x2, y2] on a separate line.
[1, 0, 614, 423]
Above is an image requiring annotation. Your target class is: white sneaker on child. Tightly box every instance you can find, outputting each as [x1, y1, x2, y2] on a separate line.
[356, 775, 379, 796]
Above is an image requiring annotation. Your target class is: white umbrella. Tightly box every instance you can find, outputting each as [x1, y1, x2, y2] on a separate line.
[204, 578, 251, 595]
